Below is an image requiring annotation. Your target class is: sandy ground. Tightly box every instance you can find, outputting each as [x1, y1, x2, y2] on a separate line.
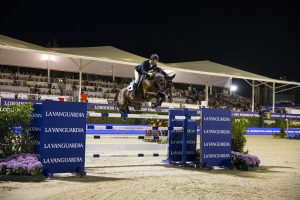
[1, 136, 300, 200]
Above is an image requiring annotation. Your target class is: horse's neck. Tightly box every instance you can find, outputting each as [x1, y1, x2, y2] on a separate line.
[141, 78, 152, 88]
[141, 78, 159, 91]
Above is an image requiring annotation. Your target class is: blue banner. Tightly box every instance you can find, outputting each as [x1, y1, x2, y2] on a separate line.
[168, 109, 184, 162]
[231, 111, 260, 118]
[262, 104, 300, 109]
[184, 110, 197, 162]
[270, 113, 300, 120]
[246, 127, 280, 135]
[39, 100, 87, 175]
[168, 109, 197, 163]
[200, 108, 232, 168]
[286, 128, 300, 137]
[1, 98, 169, 112]
[0, 98, 41, 105]
[246, 127, 300, 137]
[29, 104, 42, 154]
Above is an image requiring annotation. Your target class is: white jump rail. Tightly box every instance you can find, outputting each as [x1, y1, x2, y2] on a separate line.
[87, 112, 201, 120]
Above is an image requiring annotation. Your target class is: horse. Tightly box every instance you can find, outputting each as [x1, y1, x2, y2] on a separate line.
[114, 70, 174, 114]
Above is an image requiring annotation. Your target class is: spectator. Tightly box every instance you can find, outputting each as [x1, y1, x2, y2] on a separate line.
[14, 91, 18, 99]
[37, 92, 41, 100]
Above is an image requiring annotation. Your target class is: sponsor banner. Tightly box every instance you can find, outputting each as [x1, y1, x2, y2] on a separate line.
[87, 103, 170, 112]
[168, 109, 197, 162]
[246, 127, 280, 135]
[87, 103, 118, 111]
[1, 99, 170, 112]
[39, 100, 87, 175]
[269, 113, 300, 120]
[231, 111, 260, 118]
[185, 115, 197, 162]
[168, 109, 184, 162]
[29, 104, 42, 154]
[201, 108, 232, 167]
[286, 128, 300, 137]
[281, 114, 300, 120]
[233, 111, 300, 120]
[246, 127, 300, 137]
[0, 98, 41, 105]
[270, 113, 288, 119]
[262, 104, 300, 109]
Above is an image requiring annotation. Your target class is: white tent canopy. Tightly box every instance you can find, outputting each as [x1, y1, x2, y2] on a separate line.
[168, 61, 300, 112]
[168, 61, 274, 83]
[1, 35, 299, 111]
[0, 35, 228, 86]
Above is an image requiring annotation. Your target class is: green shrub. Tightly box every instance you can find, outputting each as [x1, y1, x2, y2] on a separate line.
[273, 126, 287, 138]
[231, 118, 248, 153]
[0, 103, 33, 158]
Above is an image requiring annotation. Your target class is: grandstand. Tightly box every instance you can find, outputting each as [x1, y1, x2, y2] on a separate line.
[1, 35, 300, 112]
[1, 65, 251, 109]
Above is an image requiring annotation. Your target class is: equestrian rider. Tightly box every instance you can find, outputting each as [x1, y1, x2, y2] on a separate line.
[130, 54, 172, 99]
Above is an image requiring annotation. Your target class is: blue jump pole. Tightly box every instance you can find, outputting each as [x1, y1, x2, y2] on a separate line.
[182, 108, 188, 165]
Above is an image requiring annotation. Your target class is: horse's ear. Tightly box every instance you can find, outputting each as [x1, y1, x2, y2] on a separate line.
[168, 74, 176, 80]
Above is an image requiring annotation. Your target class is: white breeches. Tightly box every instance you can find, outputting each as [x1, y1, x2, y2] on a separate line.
[134, 70, 140, 84]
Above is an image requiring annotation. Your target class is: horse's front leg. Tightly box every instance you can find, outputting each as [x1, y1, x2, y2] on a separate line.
[158, 92, 166, 106]
[144, 91, 157, 100]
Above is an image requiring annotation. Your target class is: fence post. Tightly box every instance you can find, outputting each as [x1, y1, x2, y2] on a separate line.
[182, 108, 188, 165]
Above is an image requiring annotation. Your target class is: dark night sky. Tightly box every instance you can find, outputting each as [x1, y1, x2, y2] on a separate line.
[1, 0, 300, 84]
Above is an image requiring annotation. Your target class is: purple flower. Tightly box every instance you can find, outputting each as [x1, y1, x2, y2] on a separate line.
[243, 156, 252, 165]
[26, 157, 38, 162]
[231, 151, 261, 169]
[33, 161, 43, 169]
[13, 162, 23, 170]
[6, 162, 14, 169]
[27, 164, 34, 173]
[1, 154, 42, 175]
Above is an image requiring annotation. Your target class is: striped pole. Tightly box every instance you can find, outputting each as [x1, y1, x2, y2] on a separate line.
[87, 125, 183, 131]
[86, 144, 167, 151]
[93, 135, 168, 140]
[86, 153, 167, 158]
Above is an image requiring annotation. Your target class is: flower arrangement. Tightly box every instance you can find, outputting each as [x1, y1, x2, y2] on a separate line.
[231, 151, 260, 171]
[0, 153, 42, 176]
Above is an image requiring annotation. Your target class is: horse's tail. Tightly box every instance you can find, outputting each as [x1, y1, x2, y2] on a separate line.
[114, 90, 119, 104]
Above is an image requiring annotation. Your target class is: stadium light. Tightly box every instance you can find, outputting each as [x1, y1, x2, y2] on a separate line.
[230, 85, 237, 92]
[41, 54, 56, 61]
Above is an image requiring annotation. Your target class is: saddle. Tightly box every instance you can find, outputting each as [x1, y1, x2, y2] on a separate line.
[127, 75, 148, 92]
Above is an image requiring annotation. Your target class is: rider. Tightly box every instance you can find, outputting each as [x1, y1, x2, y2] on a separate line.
[130, 54, 173, 99]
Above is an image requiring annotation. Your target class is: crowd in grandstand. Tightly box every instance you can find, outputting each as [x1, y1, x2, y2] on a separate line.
[0, 68, 252, 111]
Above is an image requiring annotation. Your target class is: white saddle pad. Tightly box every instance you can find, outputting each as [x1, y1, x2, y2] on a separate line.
[127, 82, 134, 91]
